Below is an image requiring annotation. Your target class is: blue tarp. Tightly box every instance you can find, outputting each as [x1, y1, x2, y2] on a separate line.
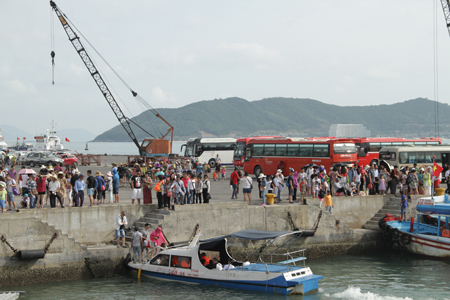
[416, 204, 450, 216]
[200, 230, 298, 243]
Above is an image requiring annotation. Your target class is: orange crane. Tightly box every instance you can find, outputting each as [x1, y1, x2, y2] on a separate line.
[50, 1, 173, 156]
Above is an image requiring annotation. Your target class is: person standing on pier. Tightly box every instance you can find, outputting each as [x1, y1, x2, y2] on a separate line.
[86, 170, 96, 206]
[112, 168, 120, 203]
[74, 174, 86, 207]
[115, 211, 128, 248]
[131, 170, 143, 205]
[49, 175, 64, 208]
[230, 167, 239, 199]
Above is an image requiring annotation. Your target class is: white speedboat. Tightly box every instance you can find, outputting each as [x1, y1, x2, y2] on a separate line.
[128, 229, 322, 295]
[381, 196, 450, 258]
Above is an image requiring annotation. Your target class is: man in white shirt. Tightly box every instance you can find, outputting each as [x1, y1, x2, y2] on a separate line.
[223, 259, 235, 270]
[215, 155, 221, 165]
[115, 211, 128, 248]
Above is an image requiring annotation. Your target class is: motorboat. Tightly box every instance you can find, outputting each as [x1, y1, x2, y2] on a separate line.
[380, 195, 450, 258]
[128, 229, 322, 295]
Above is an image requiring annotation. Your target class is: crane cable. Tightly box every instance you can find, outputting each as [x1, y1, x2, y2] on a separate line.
[50, 7, 55, 85]
[434, 0, 440, 138]
[57, 6, 164, 137]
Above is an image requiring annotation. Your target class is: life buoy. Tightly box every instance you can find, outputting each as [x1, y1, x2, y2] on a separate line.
[391, 228, 400, 240]
[400, 233, 411, 245]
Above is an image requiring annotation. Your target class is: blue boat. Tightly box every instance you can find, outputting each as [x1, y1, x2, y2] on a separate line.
[129, 229, 322, 295]
[380, 196, 450, 258]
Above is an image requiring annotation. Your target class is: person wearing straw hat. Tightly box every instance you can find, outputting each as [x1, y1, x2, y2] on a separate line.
[49, 175, 64, 208]
[57, 172, 67, 207]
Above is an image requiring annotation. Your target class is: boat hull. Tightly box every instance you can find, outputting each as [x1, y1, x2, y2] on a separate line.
[138, 268, 321, 295]
[407, 234, 450, 258]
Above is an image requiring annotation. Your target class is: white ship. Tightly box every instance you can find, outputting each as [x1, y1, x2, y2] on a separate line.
[0, 129, 7, 151]
[34, 121, 64, 152]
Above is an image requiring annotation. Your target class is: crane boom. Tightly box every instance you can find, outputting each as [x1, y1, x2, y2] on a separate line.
[50, 1, 141, 150]
[441, 0, 450, 37]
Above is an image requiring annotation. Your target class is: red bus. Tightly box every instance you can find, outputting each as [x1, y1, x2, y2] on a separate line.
[243, 137, 357, 177]
[352, 137, 442, 166]
[233, 136, 281, 167]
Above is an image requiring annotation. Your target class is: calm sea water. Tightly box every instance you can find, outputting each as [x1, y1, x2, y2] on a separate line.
[3, 252, 449, 300]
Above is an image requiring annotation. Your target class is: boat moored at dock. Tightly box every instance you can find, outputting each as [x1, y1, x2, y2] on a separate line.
[380, 195, 450, 258]
[128, 229, 322, 295]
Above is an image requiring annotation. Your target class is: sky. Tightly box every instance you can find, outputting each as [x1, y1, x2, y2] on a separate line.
[2, 0, 450, 137]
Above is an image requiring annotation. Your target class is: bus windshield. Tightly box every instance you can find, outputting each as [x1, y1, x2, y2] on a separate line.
[334, 143, 356, 154]
[234, 142, 246, 159]
[185, 143, 195, 157]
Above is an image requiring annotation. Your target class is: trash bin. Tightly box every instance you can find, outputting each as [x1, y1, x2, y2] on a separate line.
[436, 187, 445, 196]
[266, 193, 276, 205]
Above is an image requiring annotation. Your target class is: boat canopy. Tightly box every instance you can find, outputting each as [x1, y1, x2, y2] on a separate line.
[416, 204, 450, 216]
[200, 230, 299, 244]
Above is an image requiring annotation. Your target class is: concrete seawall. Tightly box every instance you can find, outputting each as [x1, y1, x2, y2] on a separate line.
[0, 195, 388, 286]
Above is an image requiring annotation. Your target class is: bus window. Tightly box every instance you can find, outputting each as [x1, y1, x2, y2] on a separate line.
[434, 152, 442, 163]
[275, 144, 287, 156]
[392, 142, 403, 146]
[425, 152, 433, 163]
[287, 144, 299, 156]
[408, 152, 417, 164]
[428, 142, 439, 145]
[314, 144, 329, 157]
[380, 151, 395, 161]
[253, 144, 264, 156]
[334, 143, 355, 154]
[415, 152, 425, 163]
[380, 142, 392, 147]
[403, 142, 413, 145]
[399, 152, 408, 164]
[369, 143, 381, 152]
[299, 144, 313, 157]
[414, 142, 426, 145]
[263, 144, 275, 156]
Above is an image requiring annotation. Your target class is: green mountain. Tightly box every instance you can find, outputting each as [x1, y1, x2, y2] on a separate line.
[93, 97, 450, 141]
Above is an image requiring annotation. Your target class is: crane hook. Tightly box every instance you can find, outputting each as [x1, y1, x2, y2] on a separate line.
[51, 51, 55, 85]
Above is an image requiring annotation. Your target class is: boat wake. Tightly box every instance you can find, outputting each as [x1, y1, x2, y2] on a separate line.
[325, 286, 414, 300]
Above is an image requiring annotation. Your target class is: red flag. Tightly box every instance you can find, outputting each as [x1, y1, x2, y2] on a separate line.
[23, 137, 26, 140]
[17, 137, 20, 140]
[65, 137, 70, 142]
[433, 162, 443, 178]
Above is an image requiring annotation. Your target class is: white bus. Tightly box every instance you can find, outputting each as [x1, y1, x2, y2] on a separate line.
[379, 145, 450, 172]
[181, 138, 237, 167]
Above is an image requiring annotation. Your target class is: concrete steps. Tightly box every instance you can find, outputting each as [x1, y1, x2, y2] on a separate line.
[125, 209, 171, 243]
[362, 197, 401, 230]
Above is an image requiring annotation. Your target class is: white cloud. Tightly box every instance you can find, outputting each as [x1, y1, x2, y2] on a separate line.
[6, 79, 36, 93]
[152, 87, 168, 102]
[70, 64, 85, 76]
[218, 42, 281, 63]
[367, 67, 400, 80]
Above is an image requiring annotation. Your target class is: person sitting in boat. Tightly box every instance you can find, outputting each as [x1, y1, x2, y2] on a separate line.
[200, 253, 210, 266]
[206, 257, 221, 270]
[223, 259, 235, 271]
[180, 257, 191, 268]
[242, 257, 251, 266]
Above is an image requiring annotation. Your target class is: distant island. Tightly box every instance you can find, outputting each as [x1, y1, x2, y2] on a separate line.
[93, 97, 449, 141]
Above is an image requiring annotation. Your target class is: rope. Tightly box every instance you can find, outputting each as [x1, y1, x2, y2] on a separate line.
[44, 232, 58, 253]
[433, 0, 440, 138]
[50, 6, 55, 85]
[1, 235, 18, 254]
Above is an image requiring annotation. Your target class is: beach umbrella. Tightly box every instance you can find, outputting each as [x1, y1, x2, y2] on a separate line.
[18, 169, 36, 175]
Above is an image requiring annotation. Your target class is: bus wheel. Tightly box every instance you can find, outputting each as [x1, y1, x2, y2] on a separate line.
[370, 159, 378, 166]
[254, 166, 262, 178]
[208, 159, 216, 169]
